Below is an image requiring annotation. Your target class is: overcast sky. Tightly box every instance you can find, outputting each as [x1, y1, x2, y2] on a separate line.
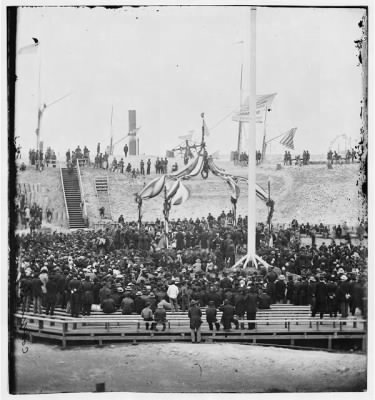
[15, 6, 365, 157]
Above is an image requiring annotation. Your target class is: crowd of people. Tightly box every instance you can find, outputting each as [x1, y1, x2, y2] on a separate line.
[327, 149, 357, 164]
[283, 150, 311, 166]
[16, 213, 367, 335]
[15, 197, 53, 232]
[64, 143, 179, 178]
[232, 151, 262, 166]
[28, 147, 57, 171]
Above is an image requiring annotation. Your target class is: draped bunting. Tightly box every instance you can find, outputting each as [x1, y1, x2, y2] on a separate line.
[136, 154, 273, 213]
[138, 175, 166, 200]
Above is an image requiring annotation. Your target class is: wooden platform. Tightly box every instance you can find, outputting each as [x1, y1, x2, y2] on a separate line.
[14, 305, 367, 350]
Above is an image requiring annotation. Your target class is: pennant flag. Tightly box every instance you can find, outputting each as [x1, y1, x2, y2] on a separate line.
[178, 131, 194, 141]
[232, 93, 277, 123]
[138, 175, 166, 200]
[171, 182, 191, 205]
[18, 37, 39, 54]
[280, 128, 297, 150]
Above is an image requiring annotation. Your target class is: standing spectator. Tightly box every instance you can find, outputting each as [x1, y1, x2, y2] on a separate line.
[146, 158, 151, 175]
[167, 280, 179, 311]
[123, 144, 128, 158]
[336, 275, 351, 319]
[220, 299, 239, 331]
[140, 159, 145, 175]
[244, 286, 258, 329]
[99, 207, 105, 219]
[275, 275, 286, 304]
[31, 273, 43, 314]
[20, 272, 33, 313]
[68, 275, 82, 317]
[81, 276, 94, 316]
[206, 300, 220, 331]
[188, 300, 202, 343]
[45, 274, 58, 316]
[313, 276, 328, 319]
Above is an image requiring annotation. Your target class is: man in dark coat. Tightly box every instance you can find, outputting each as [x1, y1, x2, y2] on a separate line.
[68, 276, 82, 317]
[313, 276, 328, 319]
[244, 287, 258, 329]
[81, 276, 94, 316]
[336, 275, 352, 318]
[20, 273, 33, 312]
[275, 275, 286, 304]
[45, 274, 58, 316]
[258, 288, 271, 309]
[188, 300, 202, 342]
[102, 294, 116, 314]
[327, 276, 338, 317]
[220, 299, 239, 331]
[349, 275, 364, 316]
[206, 301, 220, 331]
[134, 291, 146, 314]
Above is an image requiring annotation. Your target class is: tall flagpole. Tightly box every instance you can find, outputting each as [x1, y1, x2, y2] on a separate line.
[236, 64, 243, 155]
[247, 7, 257, 265]
[110, 105, 114, 155]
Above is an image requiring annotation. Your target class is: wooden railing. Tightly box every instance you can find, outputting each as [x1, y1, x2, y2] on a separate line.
[76, 159, 88, 224]
[59, 162, 70, 221]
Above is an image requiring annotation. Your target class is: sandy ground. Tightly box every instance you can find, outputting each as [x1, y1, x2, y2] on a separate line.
[12, 340, 366, 394]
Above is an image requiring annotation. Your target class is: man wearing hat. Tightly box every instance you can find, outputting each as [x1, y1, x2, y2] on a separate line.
[134, 291, 146, 314]
[336, 275, 352, 319]
[188, 300, 202, 343]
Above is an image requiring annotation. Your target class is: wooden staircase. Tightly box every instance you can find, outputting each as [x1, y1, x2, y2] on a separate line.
[61, 167, 86, 229]
[95, 176, 112, 220]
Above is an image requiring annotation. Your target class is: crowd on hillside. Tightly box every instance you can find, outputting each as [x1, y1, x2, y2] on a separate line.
[15, 192, 54, 232]
[16, 213, 367, 328]
[64, 143, 179, 178]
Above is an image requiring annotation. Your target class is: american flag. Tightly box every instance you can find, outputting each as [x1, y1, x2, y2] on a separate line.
[280, 128, 297, 150]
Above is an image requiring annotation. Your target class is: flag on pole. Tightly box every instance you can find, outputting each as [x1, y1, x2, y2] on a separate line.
[232, 93, 277, 123]
[178, 131, 194, 141]
[279, 128, 297, 150]
[18, 37, 39, 54]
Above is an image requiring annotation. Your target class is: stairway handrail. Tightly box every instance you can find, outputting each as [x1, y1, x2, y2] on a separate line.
[76, 159, 88, 223]
[59, 161, 70, 221]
